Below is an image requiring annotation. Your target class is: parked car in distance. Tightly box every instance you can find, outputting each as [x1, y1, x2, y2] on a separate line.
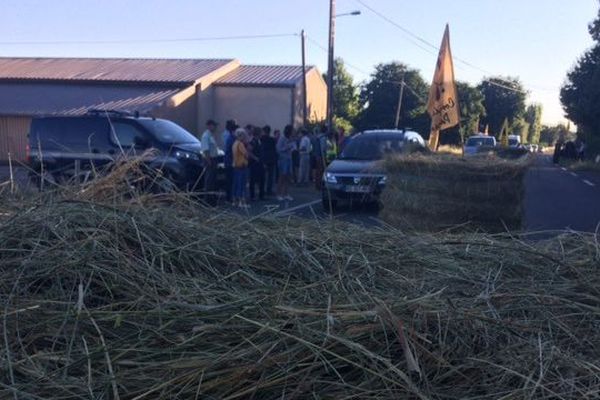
[28, 110, 210, 191]
[322, 129, 426, 211]
[508, 134, 521, 148]
[463, 134, 497, 156]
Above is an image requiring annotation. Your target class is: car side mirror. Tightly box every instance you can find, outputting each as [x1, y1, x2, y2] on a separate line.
[133, 136, 149, 148]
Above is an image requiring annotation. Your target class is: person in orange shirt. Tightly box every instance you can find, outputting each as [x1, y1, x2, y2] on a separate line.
[232, 128, 250, 208]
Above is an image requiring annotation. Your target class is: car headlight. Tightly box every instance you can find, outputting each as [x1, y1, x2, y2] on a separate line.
[174, 150, 200, 160]
[324, 172, 337, 184]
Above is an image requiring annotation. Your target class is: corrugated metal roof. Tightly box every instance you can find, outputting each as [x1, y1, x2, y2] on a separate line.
[0, 82, 180, 116]
[0, 57, 235, 84]
[215, 65, 313, 87]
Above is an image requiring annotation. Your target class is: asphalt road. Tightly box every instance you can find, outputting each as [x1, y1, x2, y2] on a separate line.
[524, 156, 600, 233]
[2, 155, 599, 233]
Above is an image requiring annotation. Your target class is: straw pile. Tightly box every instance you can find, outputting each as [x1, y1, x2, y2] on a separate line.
[380, 154, 531, 232]
[1, 188, 599, 399]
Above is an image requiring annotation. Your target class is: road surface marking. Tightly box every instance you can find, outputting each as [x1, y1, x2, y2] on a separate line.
[561, 167, 567, 171]
[570, 172, 578, 177]
[583, 180, 596, 187]
[274, 199, 321, 216]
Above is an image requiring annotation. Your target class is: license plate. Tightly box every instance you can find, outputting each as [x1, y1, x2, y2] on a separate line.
[345, 185, 371, 193]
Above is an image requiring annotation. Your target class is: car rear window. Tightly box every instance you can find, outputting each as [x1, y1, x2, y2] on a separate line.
[30, 118, 109, 151]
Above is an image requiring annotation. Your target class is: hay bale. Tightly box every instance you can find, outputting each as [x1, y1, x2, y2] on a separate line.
[0, 189, 599, 399]
[380, 154, 531, 232]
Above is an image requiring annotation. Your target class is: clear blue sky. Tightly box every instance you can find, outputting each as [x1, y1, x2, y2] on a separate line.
[0, 0, 597, 125]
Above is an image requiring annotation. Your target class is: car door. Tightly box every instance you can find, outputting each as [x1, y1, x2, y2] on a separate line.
[108, 120, 152, 160]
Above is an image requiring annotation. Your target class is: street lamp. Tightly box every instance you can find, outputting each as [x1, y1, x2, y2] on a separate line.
[336, 10, 361, 17]
[326, 1, 361, 134]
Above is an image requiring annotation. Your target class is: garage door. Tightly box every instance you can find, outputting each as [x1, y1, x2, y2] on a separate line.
[0, 116, 31, 163]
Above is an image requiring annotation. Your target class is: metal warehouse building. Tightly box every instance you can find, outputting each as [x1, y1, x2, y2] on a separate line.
[0, 57, 327, 161]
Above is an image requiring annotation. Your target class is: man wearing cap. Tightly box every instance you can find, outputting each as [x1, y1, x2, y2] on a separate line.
[200, 119, 220, 199]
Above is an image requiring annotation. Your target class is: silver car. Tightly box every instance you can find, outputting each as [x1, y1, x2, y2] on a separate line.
[463, 135, 497, 156]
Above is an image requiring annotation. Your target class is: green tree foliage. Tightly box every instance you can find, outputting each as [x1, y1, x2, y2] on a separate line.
[333, 116, 354, 134]
[561, 46, 600, 135]
[539, 124, 572, 146]
[324, 58, 360, 124]
[524, 104, 543, 144]
[478, 77, 527, 137]
[439, 82, 486, 145]
[355, 62, 429, 134]
[561, 4, 600, 147]
[457, 81, 486, 140]
[512, 118, 530, 144]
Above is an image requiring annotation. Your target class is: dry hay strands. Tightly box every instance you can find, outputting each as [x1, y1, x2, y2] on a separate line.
[1, 198, 600, 399]
[380, 154, 531, 232]
[383, 153, 532, 179]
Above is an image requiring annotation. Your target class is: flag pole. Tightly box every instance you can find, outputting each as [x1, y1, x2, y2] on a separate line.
[428, 130, 440, 151]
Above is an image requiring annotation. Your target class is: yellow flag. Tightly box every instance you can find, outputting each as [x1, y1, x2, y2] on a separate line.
[427, 24, 460, 149]
[499, 118, 509, 147]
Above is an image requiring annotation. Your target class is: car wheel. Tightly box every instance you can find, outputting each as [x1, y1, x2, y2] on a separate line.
[322, 192, 337, 213]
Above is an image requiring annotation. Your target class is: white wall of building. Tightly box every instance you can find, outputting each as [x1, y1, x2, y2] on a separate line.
[213, 86, 293, 131]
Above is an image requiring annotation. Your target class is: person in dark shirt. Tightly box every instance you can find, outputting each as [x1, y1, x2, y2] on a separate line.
[260, 125, 277, 196]
[248, 126, 265, 201]
[223, 120, 238, 203]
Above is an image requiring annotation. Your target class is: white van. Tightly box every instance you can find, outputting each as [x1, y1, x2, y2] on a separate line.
[508, 135, 521, 148]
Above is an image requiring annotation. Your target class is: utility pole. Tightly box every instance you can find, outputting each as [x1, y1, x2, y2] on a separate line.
[301, 29, 308, 127]
[394, 75, 405, 130]
[326, 0, 336, 134]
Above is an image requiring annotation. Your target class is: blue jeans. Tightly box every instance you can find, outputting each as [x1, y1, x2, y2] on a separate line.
[233, 167, 248, 199]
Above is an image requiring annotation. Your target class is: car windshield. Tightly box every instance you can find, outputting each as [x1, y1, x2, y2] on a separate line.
[339, 135, 404, 160]
[466, 137, 495, 147]
[138, 119, 199, 144]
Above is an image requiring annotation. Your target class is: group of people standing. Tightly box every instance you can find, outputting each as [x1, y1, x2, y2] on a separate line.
[553, 135, 586, 164]
[199, 119, 349, 208]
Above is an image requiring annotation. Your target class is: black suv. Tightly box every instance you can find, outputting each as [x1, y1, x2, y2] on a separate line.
[28, 111, 209, 190]
[322, 129, 426, 210]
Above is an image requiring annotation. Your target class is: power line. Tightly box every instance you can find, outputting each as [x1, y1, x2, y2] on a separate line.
[305, 36, 429, 103]
[354, 0, 438, 56]
[354, 0, 557, 93]
[0, 33, 299, 46]
[484, 79, 529, 95]
[305, 34, 371, 76]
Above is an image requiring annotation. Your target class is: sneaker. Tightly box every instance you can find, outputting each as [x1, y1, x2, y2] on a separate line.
[285, 195, 294, 201]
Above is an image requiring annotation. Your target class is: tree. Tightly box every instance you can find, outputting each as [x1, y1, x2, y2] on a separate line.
[438, 82, 487, 145]
[561, 4, 600, 144]
[479, 77, 527, 137]
[456, 81, 486, 141]
[539, 124, 572, 146]
[355, 62, 429, 134]
[523, 104, 543, 144]
[324, 58, 360, 125]
[512, 118, 530, 144]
